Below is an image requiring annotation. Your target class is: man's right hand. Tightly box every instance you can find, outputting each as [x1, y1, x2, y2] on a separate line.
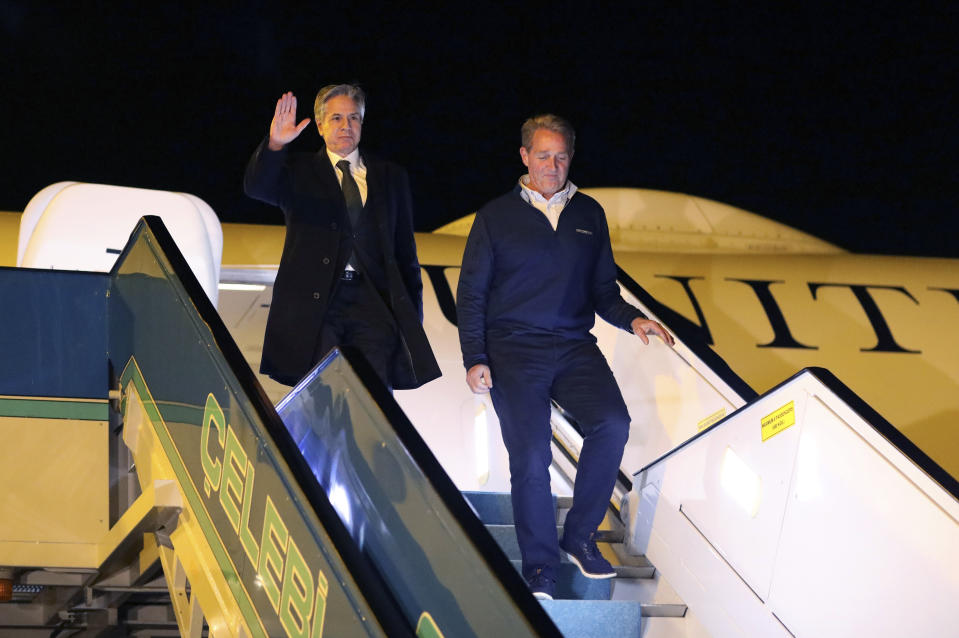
[466, 364, 493, 394]
[268, 92, 311, 150]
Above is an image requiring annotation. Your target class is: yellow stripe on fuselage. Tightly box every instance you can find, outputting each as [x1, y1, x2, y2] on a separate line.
[0, 211, 20, 267]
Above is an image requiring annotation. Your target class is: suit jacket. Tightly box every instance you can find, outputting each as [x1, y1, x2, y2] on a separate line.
[244, 138, 440, 388]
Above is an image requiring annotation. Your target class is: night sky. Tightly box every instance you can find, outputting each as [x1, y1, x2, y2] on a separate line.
[3, 3, 956, 257]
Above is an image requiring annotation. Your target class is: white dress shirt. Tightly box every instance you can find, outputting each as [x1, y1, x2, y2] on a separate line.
[327, 148, 367, 271]
[327, 147, 368, 206]
[519, 174, 578, 231]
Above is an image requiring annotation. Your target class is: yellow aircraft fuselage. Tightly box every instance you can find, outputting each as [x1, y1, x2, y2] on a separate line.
[4, 190, 956, 478]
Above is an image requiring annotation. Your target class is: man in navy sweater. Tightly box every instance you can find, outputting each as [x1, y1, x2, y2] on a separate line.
[457, 114, 673, 600]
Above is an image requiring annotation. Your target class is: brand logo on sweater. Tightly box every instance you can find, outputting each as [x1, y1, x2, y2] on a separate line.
[575, 228, 593, 235]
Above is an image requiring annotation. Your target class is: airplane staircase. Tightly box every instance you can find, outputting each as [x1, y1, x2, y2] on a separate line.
[0, 217, 580, 635]
[465, 489, 689, 636]
[2, 214, 957, 637]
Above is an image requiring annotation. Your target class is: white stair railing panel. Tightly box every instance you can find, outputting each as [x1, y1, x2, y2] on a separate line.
[630, 370, 959, 638]
[766, 391, 959, 638]
[593, 283, 750, 479]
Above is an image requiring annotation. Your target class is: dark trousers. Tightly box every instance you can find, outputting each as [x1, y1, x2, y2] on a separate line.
[488, 333, 630, 580]
[314, 277, 397, 390]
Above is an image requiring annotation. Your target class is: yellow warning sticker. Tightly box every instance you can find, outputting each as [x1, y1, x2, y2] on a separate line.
[697, 407, 726, 431]
[761, 401, 796, 441]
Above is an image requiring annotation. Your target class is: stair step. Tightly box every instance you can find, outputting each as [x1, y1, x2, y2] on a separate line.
[466, 490, 684, 631]
[464, 491, 562, 525]
[593, 528, 625, 544]
[485, 524, 541, 560]
[511, 561, 611, 600]
[614, 564, 655, 579]
[486, 524, 625, 560]
[539, 600, 642, 638]
[612, 573, 688, 618]
[465, 490, 573, 525]
[512, 558, 652, 579]
[639, 603, 687, 618]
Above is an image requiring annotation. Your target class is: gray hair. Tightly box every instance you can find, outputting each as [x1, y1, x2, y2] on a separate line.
[521, 114, 575, 155]
[314, 84, 366, 121]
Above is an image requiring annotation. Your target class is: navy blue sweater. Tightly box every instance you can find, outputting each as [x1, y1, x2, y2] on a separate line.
[457, 186, 645, 369]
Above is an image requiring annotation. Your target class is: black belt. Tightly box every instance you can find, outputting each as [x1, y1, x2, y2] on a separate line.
[340, 270, 362, 282]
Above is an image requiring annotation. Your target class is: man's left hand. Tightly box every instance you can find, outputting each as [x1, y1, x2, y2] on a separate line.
[631, 318, 675, 347]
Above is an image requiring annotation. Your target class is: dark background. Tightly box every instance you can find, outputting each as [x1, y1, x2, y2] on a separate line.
[3, 3, 956, 256]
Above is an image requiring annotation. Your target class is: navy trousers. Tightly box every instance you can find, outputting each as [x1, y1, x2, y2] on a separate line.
[487, 333, 630, 580]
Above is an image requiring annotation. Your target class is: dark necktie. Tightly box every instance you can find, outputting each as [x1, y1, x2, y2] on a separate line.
[337, 159, 363, 271]
[337, 159, 363, 229]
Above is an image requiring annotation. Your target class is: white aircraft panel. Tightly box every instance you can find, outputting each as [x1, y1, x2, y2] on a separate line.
[596, 284, 745, 476]
[768, 396, 959, 637]
[19, 182, 222, 305]
[632, 371, 959, 638]
[678, 391, 806, 600]
[393, 270, 515, 492]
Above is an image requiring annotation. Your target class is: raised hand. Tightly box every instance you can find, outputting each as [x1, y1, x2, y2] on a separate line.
[268, 92, 311, 150]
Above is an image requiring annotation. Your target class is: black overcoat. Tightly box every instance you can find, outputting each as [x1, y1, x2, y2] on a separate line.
[244, 138, 440, 388]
